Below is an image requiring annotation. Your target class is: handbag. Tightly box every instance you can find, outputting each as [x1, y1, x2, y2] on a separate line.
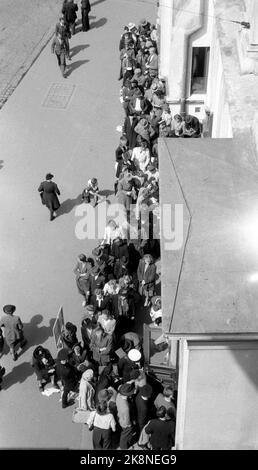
[72, 408, 91, 424]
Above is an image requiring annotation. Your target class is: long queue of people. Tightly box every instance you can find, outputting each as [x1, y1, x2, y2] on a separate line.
[0, 11, 178, 450]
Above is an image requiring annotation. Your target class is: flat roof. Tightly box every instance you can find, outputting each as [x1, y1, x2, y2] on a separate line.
[159, 137, 258, 336]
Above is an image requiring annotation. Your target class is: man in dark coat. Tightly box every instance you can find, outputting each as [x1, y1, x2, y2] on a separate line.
[56, 348, 79, 408]
[123, 114, 139, 150]
[81, 0, 91, 32]
[38, 173, 61, 221]
[145, 406, 175, 450]
[135, 384, 153, 432]
[62, 0, 78, 35]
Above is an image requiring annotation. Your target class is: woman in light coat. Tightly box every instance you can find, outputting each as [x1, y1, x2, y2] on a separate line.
[78, 368, 96, 411]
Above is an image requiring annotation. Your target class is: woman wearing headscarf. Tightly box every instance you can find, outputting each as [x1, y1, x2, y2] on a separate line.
[87, 401, 116, 449]
[32, 346, 58, 391]
[78, 368, 96, 411]
[74, 253, 91, 307]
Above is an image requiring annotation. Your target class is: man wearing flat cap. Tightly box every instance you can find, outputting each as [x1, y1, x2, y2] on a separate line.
[0, 305, 27, 361]
[38, 173, 61, 221]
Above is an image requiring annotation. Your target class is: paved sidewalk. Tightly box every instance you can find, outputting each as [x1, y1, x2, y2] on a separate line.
[0, 0, 156, 449]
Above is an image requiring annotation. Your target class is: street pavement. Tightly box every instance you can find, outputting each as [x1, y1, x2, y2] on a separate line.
[0, 0, 156, 449]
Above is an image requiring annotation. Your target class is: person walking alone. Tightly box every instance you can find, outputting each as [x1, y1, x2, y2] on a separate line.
[0, 305, 27, 361]
[62, 0, 78, 36]
[38, 173, 61, 221]
[81, 0, 91, 32]
[51, 33, 69, 78]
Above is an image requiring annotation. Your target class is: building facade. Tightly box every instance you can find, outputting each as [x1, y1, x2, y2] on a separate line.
[158, 0, 258, 142]
[157, 0, 258, 449]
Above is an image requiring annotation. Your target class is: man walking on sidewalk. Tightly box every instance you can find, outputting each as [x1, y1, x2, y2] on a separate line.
[62, 0, 78, 36]
[51, 33, 69, 78]
[0, 305, 27, 361]
[38, 173, 61, 221]
[81, 0, 91, 32]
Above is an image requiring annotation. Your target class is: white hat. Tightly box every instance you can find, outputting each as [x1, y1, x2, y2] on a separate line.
[128, 22, 136, 30]
[128, 349, 142, 362]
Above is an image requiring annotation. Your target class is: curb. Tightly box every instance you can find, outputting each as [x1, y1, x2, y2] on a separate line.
[0, 26, 55, 110]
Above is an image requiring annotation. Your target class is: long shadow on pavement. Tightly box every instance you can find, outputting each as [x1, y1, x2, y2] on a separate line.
[66, 59, 89, 76]
[98, 189, 114, 197]
[3, 362, 34, 390]
[57, 194, 82, 216]
[91, 0, 107, 6]
[90, 17, 107, 29]
[70, 44, 90, 59]
[22, 315, 56, 352]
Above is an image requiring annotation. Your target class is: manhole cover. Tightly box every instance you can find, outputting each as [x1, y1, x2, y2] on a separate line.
[42, 83, 76, 109]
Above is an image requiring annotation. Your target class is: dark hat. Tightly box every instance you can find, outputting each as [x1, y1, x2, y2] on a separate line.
[147, 164, 156, 172]
[130, 369, 140, 380]
[140, 384, 153, 398]
[57, 348, 69, 361]
[78, 253, 87, 262]
[119, 383, 135, 396]
[122, 338, 134, 353]
[65, 322, 76, 332]
[46, 173, 54, 180]
[91, 177, 97, 184]
[3, 304, 16, 314]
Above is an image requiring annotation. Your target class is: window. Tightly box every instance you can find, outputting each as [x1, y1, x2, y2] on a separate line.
[190, 47, 210, 94]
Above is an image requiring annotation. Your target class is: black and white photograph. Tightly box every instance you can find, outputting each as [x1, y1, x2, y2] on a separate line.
[0, 0, 258, 457]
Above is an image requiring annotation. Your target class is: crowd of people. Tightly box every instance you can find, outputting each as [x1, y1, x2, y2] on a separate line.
[0, 3, 206, 450]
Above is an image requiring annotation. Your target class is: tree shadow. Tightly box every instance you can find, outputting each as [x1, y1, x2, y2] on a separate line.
[90, 17, 107, 29]
[70, 44, 90, 59]
[22, 315, 56, 352]
[66, 59, 89, 76]
[0, 160, 3, 169]
[57, 194, 82, 216]
[2, 362, 34, 390]
[98, 189, 114, 197]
